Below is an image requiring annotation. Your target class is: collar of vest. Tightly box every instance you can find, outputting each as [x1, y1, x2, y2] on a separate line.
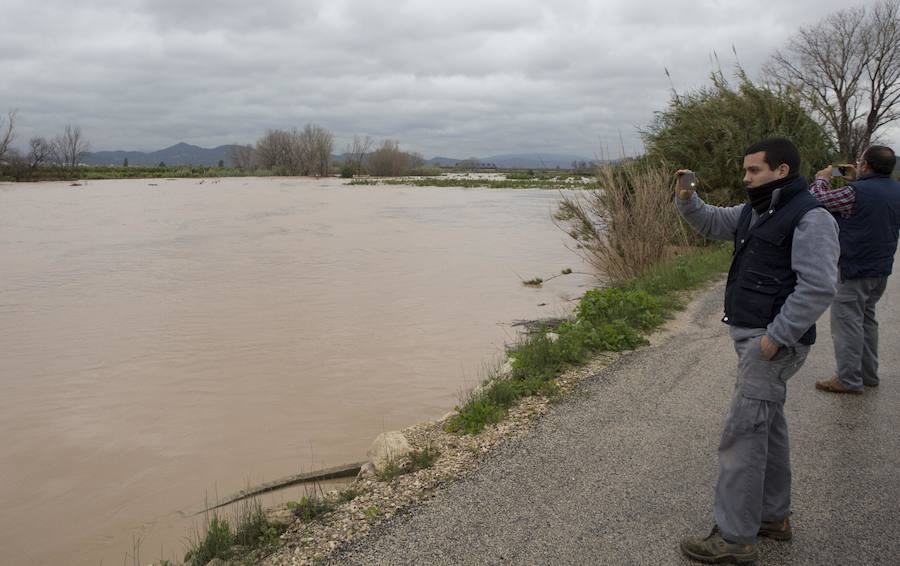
[856, 173, 891, 181]
[770, 175, 809, 208]
[745, 175, 808, 214]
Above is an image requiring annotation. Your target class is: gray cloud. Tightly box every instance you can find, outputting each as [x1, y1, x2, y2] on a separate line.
[2, 0, 891, 158]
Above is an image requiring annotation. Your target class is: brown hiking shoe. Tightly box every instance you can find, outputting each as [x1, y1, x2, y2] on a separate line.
[815, 376, 863, 395]
[758, 517, 792, 541]
[681, 526, 758, 564]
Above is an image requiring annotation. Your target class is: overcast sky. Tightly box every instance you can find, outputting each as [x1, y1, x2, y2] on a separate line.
[2, 0, 891, 158]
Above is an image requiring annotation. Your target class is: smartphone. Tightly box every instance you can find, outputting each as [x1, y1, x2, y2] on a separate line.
[831, 166, 846, 177]
[679, 171, 698, 190]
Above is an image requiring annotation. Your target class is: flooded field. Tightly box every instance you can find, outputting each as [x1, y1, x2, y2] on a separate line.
[0, 176, 595, 565]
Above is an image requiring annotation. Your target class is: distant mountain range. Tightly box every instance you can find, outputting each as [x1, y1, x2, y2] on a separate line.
[83, 142, 240, 167]
[83, 143, 597, 170]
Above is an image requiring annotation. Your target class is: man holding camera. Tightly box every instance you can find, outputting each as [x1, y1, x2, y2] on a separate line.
[674, 138, 839, 563]
[809, 145, 900, 394]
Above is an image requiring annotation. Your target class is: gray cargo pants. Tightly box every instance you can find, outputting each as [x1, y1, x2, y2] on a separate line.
[832, 276, 889, 389]
[714, 333, 809, 545]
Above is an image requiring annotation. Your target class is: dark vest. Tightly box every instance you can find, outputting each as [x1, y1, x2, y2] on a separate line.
[723, 178, 823, 345]
[836, 174, 900, 279]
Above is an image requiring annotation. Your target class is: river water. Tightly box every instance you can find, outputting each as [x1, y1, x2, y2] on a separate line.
[0, 176, 595, 565]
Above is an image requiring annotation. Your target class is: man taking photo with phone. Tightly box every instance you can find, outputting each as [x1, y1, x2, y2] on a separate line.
[808, 145, 900, 394]
[674, 138, 839, 564]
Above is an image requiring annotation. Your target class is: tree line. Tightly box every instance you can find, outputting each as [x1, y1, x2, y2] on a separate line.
[3, 2, 898, 183]
[228, 130, 426, 177]
[0, 111, 90, 179]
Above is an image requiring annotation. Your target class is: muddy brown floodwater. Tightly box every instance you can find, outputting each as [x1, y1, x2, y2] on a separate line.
[0, 176, 596, 565]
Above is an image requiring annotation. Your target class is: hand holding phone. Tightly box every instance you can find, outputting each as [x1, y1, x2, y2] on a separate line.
[679, 171, 698, 190]
[676, 170, 697, 200]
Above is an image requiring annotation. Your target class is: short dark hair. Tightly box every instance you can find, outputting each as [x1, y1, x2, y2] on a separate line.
[862, 145, 896, 175]
[744, 138, 801, 174]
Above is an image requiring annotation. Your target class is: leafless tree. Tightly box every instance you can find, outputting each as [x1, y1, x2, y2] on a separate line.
[767, 0, 900, 159]
[296, 123, 333, 176]
[407, 151, 425, 170]
[0, 109, 16, 163]
[228, 144, 256, 169]
[310, 125, 333, 177]
[27, 136, 54, 170]
[255, 125, 334, 176]
[347, 134, 373, 175]
[255, 129, 301, 175]
[366, 140, 423, 176]
[53, 125, 90, 168]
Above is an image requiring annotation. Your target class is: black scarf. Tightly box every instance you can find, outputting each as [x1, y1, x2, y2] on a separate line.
[746, 174, 800, 214]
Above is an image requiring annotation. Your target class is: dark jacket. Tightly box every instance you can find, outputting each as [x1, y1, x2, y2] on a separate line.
[724, 180, 823, 345]
[837, 174, 900, 279]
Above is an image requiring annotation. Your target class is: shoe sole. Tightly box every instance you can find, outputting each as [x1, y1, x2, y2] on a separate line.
[680, 542, 758, 564]
[815, 383, 863, 394]
[757, 528, 792, 541]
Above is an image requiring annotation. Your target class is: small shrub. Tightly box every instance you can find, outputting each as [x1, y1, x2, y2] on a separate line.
[184, 516, 232, 566]
[409, 445, 440, 471]
[291, 494, 334, 521]
[446, 395, 508, 434]
[338, 487, 359, 503]
[378, 461, 407, 482]
[554, 158, 691, 284]
[232, 498, 279, 548]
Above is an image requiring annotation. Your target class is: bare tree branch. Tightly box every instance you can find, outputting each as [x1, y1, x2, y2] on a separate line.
[0, 109, 17, 162]
[227, 144, 256, 169]
[53, 125, 89, 168]
[27, 136, 53, 170]
[766, 1, 900, 159]
[348, 134, 373, 175]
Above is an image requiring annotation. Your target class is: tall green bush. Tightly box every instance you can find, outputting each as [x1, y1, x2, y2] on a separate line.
[642, 68, 833, 204]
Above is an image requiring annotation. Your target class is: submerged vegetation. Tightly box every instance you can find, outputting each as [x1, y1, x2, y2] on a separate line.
[183, 497, 285, 566]
[349, 173, 597, 190]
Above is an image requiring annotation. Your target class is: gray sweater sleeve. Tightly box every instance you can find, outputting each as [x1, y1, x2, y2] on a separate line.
[674, 193, 745, 241]
[766, 207, 840, 346]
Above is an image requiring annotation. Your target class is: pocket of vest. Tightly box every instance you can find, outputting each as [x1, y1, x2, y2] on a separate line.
[746, 269, 782, 285]
[739, 281, 781, 294]
[753, 230, 786, 246]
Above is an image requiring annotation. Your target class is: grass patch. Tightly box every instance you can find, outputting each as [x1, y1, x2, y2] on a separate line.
[289, 493, 335, 522]
[408, 445, 440, 471]
[184, 496, 287, 566]
[184, 515, 232, 566]
[447, 244, 731, 434]
[376, 445, 442, 481]
[377, 461, 407, 482]
[338, 487, 359, 503]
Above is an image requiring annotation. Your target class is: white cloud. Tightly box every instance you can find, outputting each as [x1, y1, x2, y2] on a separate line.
[0, 0, 890, 157]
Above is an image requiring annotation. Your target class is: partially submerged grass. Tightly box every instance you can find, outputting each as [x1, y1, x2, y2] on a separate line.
[349, 176, 598, 190]
[184, 496, 285, 566]
[289, 492, 334, 522]
[447, 244, 731, 434]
